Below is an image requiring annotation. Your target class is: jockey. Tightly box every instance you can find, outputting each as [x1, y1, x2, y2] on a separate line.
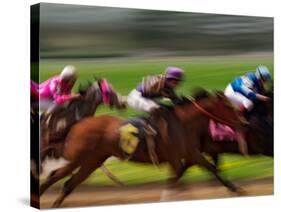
[39, 65, 80, 115]
[224, 65, 271, 113]
[127, 66, 184, 114]
[127, 67, 184, 162]
[224, 65, 271, 155]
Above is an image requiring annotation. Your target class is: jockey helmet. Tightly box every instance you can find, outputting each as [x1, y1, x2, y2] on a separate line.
[255, 65, 271, 81]
[60, 65, 77, 80]
[165, 67, 184, 81]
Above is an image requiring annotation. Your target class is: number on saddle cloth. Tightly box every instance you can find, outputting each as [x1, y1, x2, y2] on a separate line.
[119, 117, 147, 155]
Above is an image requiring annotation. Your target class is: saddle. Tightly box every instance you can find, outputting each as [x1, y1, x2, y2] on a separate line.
[119, 116, 159, 165]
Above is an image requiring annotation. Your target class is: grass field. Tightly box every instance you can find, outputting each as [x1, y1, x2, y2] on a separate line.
[39, 53, 274, 186]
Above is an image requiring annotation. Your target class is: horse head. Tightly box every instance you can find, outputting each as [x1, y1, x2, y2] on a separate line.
[255, 89, 273, 118]
[96, 78, 126, 110]
[247, 89, 273, 156]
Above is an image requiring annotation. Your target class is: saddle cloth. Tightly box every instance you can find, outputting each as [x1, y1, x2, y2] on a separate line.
[119, 117, 148, 155]
[209, 119, 237, 141]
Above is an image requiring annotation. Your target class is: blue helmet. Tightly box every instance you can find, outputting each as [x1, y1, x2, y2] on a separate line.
[255, 65, 271, 81]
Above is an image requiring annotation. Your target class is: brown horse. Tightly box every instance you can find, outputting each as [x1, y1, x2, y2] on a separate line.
[100, 90, 273, 185]
[39, 91, 247, 208]
[40, 78, 126, 163]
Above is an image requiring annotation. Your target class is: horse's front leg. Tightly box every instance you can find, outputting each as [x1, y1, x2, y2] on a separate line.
[160, 159, 190, 202]
[167, 158, 191, 189]
[211, 153, 220, 168]
[193, 149, 243, 193]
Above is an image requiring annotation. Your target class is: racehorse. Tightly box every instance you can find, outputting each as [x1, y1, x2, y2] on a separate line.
[99, 89, 273, 186]
[39, 91, 247, 208]
[201, 90, 273, 168]
[40, 78, 126, 163]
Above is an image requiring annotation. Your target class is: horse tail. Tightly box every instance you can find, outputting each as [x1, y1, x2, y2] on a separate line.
[100, 165, 124, 186]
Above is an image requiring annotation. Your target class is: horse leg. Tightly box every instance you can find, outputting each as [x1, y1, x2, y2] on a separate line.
[212, 153, 220, 168]
[167, 159, 191, 188]
[40, 145, 54, 163]
[193, 150, 240, 192]
[175, 162, 192, 181]
[52, 159, 106, 208]
[160, 161, 191, 202]
[40, 162, 78, 196]
[100, 165, 124, 186]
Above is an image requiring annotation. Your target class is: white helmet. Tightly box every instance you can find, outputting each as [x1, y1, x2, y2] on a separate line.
[60, 65, 77, 80]
[255, 65, 271, 81]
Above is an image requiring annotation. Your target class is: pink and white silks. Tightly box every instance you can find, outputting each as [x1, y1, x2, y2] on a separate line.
[32, 76, 75, 112]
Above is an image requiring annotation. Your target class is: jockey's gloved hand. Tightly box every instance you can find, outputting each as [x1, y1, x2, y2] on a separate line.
[256, 94, 271, 102]
[171, 95, 187, 104]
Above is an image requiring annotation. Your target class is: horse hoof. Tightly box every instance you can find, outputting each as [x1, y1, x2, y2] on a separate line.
[116, 181, 125, 187]
[52, 202, 61, 208]
[236, 187, 247, 195]
[229, 186, 246, 195]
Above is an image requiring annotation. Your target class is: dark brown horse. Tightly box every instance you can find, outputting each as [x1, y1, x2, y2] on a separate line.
[201, 90, 273, 168]
[161, 89, 273, 188]
[100, 90, 273, 185]
[39, 92, 247, 208]
[40, 78, 126, 163]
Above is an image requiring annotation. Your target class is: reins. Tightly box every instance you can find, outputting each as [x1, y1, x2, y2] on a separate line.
[191, 100, 236, 127]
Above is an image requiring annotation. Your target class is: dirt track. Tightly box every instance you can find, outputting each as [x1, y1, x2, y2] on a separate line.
[40, 177, 273, 208]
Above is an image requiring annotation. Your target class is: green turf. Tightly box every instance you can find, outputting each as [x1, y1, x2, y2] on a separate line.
[38, 54, 274, 186]
[46, 154, 273, 187]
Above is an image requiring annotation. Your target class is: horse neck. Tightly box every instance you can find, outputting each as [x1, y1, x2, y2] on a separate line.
[80, 96, 101, 117]
[175, 97, 215, 125]
[70, 90, 102, 120]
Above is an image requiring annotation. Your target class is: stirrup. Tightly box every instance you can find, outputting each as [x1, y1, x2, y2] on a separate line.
[140, 120, 159, 165]
[141, 120, 157, 136]
[146, 135, 159, 166]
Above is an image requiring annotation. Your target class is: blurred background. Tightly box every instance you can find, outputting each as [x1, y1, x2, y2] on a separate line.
[36, 3, 273, 207]
[36, 3, 273, 115]
[39, 3, 273, 58]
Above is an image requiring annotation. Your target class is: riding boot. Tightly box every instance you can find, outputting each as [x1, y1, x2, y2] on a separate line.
[148, 107, 168, 141]
[140, 121, 158, 165]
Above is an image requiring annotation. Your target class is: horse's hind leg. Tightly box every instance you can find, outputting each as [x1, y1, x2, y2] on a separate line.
[40, 162, 78, 196]
[52, 159, 106, 208]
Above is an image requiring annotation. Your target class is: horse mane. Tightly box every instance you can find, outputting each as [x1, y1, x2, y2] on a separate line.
[78, 80, 94, 95]
[191, 88, 211, 100]
[170, 88, 211, 107]
[158, 88, 212, 125]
